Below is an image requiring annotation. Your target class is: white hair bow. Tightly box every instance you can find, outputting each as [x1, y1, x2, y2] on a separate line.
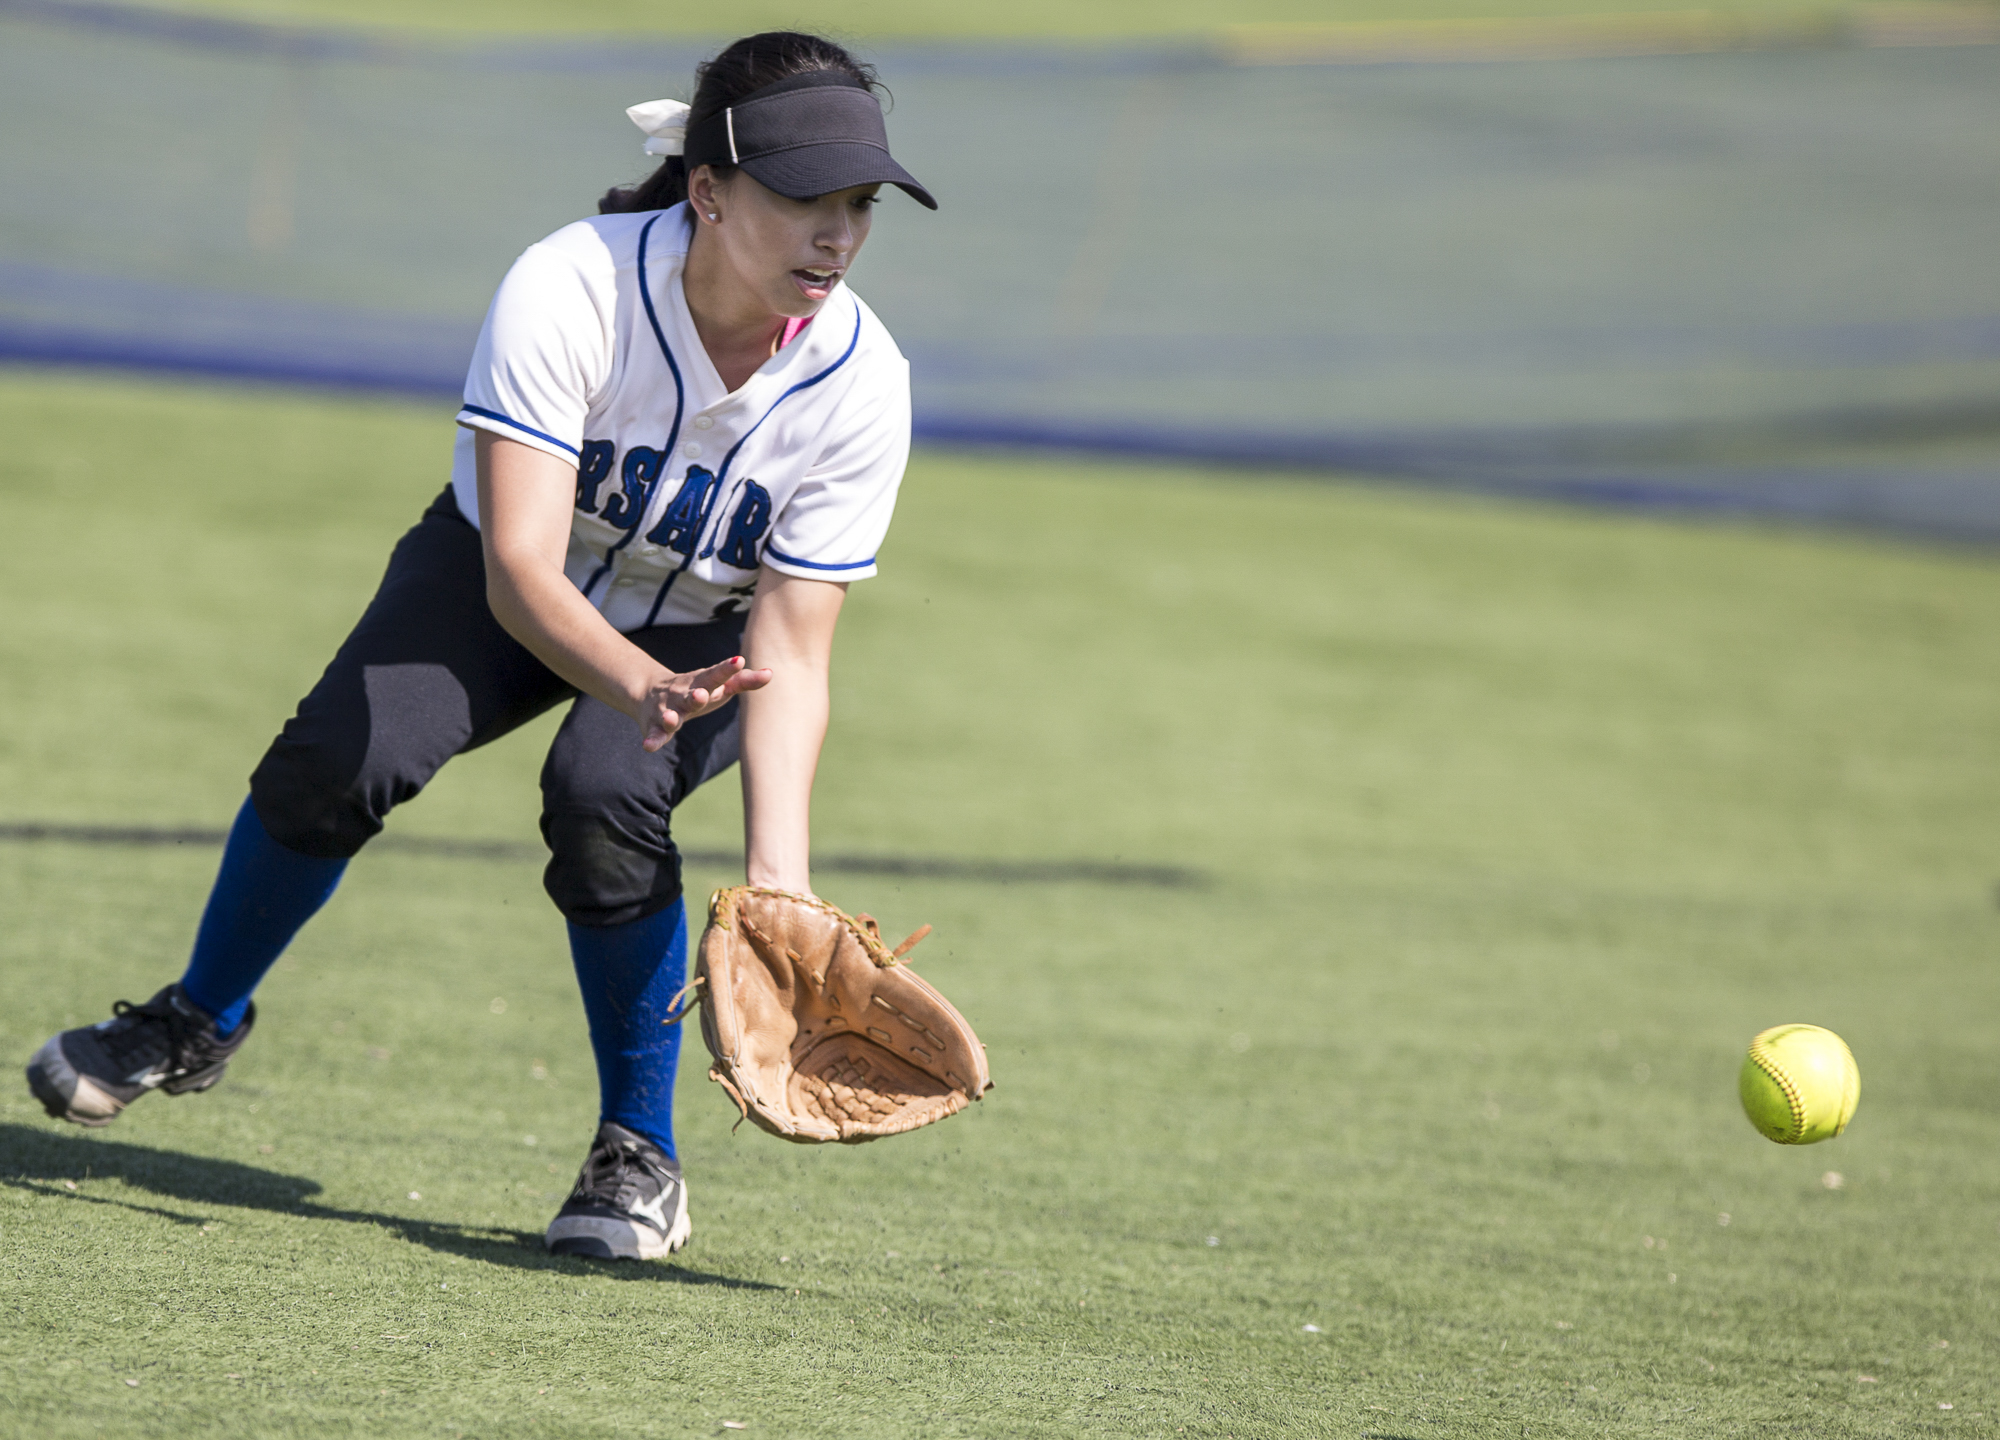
[626, 98, 691, 157]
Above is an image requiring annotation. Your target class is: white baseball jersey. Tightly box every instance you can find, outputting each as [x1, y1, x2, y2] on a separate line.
[452, 203, 911, 631]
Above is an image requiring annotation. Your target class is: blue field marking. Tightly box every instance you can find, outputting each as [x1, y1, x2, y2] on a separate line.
[905, 414, 2000, 543]
[8, 316, 1995, 542]
[0, 319, 463, 396]
[10, 301, 1998, 410]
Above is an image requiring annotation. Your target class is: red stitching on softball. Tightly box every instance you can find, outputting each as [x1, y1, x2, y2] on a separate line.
[1749, 1035, 1807, 1141]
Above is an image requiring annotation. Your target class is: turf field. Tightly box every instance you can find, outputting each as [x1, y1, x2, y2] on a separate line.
[98, 0, 1988, 39]
[1, 369, 1997, 1437]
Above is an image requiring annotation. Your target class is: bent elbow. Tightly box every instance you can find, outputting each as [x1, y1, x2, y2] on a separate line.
[482, 576, 512, 628]
[481, 557, 532, 640]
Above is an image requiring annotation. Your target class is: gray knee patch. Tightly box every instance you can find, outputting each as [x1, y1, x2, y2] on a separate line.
[541, 811, 682, 929]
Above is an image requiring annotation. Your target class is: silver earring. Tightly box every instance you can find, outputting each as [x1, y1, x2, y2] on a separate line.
[707, 212, 718, 221]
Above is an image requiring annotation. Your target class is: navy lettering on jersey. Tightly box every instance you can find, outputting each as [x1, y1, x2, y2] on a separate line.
[574, 440, 615, 514]
[645, 466, 722, 555]
[601, 446, 665, 530]
[710, 480, 774, 569]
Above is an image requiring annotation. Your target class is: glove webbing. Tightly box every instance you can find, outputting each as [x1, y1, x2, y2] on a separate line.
[660, 890, 931, 1028]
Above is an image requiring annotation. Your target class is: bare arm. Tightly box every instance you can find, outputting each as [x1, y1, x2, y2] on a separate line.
[739, 568, 848, 892]
[474, 430, 769, 749]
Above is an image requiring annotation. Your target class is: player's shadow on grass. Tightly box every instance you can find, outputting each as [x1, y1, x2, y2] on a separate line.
[0, 1123, 777, 1290]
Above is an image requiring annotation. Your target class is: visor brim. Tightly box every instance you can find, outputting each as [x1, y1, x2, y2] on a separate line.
[739, 142, 939, 211]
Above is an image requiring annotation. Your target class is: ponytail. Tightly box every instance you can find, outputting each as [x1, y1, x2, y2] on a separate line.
[599, 155, 689, 215]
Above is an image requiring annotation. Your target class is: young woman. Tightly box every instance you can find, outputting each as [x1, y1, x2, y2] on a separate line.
[27, 31, 935, 1262]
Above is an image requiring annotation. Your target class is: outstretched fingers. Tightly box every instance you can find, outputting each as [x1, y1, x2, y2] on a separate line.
[637, 657, 775, 751]
[694, 655, 774, 701]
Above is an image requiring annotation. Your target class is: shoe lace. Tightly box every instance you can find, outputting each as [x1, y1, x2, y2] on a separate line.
[100, 994, 197, 1073]
[573, 1136, 667, 1210]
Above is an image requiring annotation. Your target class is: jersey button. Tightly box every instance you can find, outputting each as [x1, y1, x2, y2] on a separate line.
[614, 577, 637, 588]
[640, 545, 660, 557]
[692, 415, 714, 431]
[682, 442, 703, 458]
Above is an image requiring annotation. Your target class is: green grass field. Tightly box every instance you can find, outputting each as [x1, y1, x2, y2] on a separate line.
[92, 0, 1991, 40]
[2, 369, 1998, 1437]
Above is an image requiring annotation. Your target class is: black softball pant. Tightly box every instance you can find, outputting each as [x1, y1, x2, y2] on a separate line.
[248, 488, 746, 928]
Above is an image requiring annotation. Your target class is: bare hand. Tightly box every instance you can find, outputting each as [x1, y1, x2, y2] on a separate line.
[637, 655, 772, 752]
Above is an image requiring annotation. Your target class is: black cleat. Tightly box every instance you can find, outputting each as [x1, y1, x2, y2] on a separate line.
[545, 1122, 691, 1261]
[26, 984, 254, 1128]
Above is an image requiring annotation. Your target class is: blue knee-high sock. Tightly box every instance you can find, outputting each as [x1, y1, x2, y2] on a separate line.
[180, 797, 348, 1036]
[567, 899, 687, 1160]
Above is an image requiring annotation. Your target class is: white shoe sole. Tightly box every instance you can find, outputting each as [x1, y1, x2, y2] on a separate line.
[544, 1178, 691, 1261]
[26, 1039, 128, 1126]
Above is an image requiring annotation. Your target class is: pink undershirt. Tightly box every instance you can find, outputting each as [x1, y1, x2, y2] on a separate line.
[778, 315, 813, 350]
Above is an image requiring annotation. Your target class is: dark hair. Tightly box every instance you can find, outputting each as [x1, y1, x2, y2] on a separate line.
[599, 32, 882, 215]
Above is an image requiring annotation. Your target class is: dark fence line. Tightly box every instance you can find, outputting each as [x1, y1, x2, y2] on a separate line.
[0, 821, 1207, 890]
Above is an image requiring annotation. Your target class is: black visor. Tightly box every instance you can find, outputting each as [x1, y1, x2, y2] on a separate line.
[683, 71, 938, 211]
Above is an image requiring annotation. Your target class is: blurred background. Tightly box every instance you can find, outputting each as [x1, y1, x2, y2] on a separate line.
[3, 0, 1998, 538]
[3, 4, 2000, 1433]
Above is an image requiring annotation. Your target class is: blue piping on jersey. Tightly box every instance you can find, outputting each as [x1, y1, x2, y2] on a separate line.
[460, 404, 580, 457]
[762, 544, 875, 572]
[579, 212, 687, 603]
[641, 302, 865, 627]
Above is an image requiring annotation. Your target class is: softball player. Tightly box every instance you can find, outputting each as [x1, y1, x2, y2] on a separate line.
[27, 31, 936, 1262]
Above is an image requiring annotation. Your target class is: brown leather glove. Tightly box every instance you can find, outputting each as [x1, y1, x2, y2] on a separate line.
[680, 886, 991, 1144]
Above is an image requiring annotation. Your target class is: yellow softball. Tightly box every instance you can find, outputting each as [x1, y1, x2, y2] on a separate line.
[1739, 1024, 1860, 1145]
